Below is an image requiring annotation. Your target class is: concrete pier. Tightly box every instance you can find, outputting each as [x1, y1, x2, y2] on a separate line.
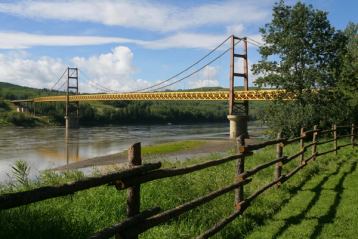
[65, 116, 79, 129]
[227, 114, 248, 139]
[16, 107, 26, 113]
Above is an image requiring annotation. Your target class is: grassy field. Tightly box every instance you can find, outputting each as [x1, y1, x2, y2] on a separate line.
[0, 140, 357, 239]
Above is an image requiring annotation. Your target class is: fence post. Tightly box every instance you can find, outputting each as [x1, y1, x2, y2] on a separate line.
[300, 127, 305, 165]
[312, 125, 318, 160]
[352, 123, 355, 148]
[333, 124, 337, 155]
[235, 135, 245, 206]
[275, 131, 283, 188]
[120, 142, 142, 239]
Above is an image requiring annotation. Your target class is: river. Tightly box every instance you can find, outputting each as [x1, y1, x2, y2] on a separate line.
[0, 122, 266, 183]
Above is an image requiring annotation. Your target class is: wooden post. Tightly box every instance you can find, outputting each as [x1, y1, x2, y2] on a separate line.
[117, 143, 142, 239]
[300, 127, 305, 165]
[333, 124, 337, 155]
[352, 123, 355, 148]
[275, 131, 283, 188]
[312, 125, 318, 160]
[235, 135, 245, 206]
[127, 143, 141, 216]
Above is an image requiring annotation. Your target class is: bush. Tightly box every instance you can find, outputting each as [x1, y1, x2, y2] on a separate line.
[5, 112, 37, 127]
[0, 100, 10, 112]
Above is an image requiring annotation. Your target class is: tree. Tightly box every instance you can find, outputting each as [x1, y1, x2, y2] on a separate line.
[339, 22, 358, 119]
[252, 1, 348, 136]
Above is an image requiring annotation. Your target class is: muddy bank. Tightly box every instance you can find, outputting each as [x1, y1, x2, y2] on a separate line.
[53, 138, 257, 171]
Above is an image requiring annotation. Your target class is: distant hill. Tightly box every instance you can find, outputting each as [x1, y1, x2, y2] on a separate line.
[0, 82, 61, 100]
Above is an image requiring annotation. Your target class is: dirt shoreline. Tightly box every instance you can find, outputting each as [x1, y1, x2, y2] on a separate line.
[53, 138, 257, 171]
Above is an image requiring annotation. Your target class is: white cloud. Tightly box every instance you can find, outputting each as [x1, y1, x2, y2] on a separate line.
[72, 46, 151, 92]
[0, 31, 264, 50]
[0, 31, 222, 50]
[0, 46, 152, 93]
[187, 66, 220, 89]
[141, 33, 227, 49]
[226, 24, 245, 36]
[0, 0, 272, 32]
[0, 52, 66, 89]
[0, 32, 143, 49]
[0, 40, 265, 92]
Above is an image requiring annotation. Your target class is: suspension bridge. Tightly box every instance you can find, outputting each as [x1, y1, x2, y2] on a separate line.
[12, 35, 286, 138]
[14, 90, 287, 103]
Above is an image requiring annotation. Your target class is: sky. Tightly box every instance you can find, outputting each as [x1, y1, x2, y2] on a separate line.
[0, 0, 356, 93]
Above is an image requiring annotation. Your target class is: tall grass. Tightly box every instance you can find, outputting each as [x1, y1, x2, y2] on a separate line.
[9, 160, 30, 186]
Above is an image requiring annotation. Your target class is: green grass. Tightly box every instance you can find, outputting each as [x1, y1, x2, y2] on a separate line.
[0, 140, 357, 239]
[142, 140, 206, 156]
[0, 111, 51, 127]
[97, 140, 209, 163]
[0, 98, 53, 127]
[245, 144, 358, 239]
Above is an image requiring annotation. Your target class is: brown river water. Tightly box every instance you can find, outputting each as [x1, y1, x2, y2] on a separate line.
[0, 122, 266, 183]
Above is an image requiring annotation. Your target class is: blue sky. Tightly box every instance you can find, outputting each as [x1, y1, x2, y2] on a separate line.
[0, 0, 356, 92]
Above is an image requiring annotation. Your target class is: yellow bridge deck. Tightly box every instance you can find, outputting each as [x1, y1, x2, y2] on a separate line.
[13, 90, 290, 103]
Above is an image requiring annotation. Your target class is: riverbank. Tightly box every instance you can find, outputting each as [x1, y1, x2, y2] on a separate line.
[0, 123, 267, 183]
[52, 139, 250, 171]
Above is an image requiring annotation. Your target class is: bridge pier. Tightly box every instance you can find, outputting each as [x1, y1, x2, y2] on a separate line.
[16, 107, 24, 113]
[65, 116, 79, 129]
[227, 114, 248, 139]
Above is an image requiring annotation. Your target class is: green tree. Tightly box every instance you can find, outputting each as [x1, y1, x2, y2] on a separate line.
[252, 1, 348, 136]
[339, 22, 358, 119]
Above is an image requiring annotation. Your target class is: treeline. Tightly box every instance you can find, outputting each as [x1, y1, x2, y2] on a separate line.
[0, 97, 231, 126]
[31, 100, 263, 126]
[0, 82, 265, 126]
[34, 101, 229, 125]
[82, 101, 228, 125]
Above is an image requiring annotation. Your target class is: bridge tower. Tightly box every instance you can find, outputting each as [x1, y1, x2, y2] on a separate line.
[227, 35, 249, 139]
[65, 67, 79, 129]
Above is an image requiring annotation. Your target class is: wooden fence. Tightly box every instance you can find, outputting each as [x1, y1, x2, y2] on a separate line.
[0, 123, 357, 239]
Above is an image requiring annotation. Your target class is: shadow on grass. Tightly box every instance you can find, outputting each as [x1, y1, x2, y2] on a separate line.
[269, 159, 356, 239]
[308, 160, 357, 239]
[223, 159, 334, 238]
[244, 167, 321, 227]
[245, 159, 319, 229]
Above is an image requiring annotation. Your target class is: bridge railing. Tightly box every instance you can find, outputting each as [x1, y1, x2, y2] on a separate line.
[0, 124, 357, 239]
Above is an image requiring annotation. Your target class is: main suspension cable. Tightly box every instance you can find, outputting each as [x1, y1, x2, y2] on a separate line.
[132, 35, 232, 93]
[149, 39, 241, 92]
[49, 68, 67, 91]
[79, 69, 117, 93]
